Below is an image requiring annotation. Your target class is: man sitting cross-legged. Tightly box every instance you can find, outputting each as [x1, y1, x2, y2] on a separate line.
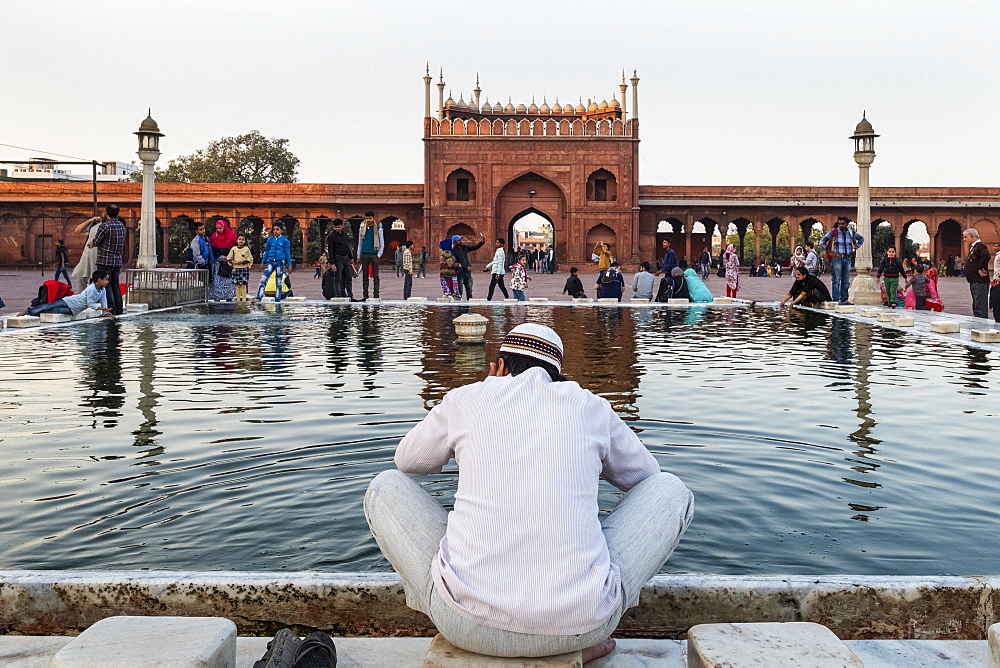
[364, 323, 694, 661]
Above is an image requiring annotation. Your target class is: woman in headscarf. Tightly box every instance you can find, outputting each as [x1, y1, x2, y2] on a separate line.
[208, 219, 237, 301]
[683, 267, 713, 303]
[791, 246, 806, 269]
[655, 267, 691, 302]
[71, 219, 101, 293]
[439, 237, 459, 298]
[924, 264, 944, 311]
[723, 244, 741, 299]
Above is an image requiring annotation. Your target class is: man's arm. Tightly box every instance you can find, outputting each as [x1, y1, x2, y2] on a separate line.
[469, 238, 485, 251]
[282, 237, 293, 266]
[190, 238, 204, 265]
[601, 406, 660, 492]
[395, 394, 456, 475]
[90, 221, 108, 249]
[818, 231, 832, 251]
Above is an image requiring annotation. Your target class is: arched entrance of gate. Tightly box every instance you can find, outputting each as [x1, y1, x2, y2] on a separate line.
[496, 172, 565, 263]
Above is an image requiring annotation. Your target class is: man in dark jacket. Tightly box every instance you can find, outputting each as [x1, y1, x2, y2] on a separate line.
[326, 218, 355, 299]
[451, 232, 485, 300]
[963, 228, 992, 318]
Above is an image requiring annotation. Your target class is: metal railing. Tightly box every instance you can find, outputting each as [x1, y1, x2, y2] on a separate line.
[125, 268, 208, 309]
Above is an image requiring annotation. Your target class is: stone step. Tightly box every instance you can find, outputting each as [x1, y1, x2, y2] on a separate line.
[630, 298, 650, 303]
[972, 329, 1000, 343]
[6, 315, 40, 328]
[73, 308, 101, 320]
[819, 301, 838, 310]
[667, 298, 690, 305]
[528, 297, 549, 303]
[687, 622, 863, 667]
[891, 316, 915, 327]
[126, 303, 149, 312]
[859, 307, 881, 317]
[407, 297, 428, 302]
[503, 298, 519, 304]
[834, 304, 856, 313]
[929, 320, 960, 333]
[329, 297, 351, 302]
[50, 615, 236, 668]
[990, 622, 999, 667]
[598, 298, 620, 304]
[0, 635, 990, 667]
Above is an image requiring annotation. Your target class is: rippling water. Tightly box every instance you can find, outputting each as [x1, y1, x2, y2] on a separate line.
[0, 303, 997, 575]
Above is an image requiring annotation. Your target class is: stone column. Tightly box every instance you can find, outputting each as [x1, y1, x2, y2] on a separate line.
[136, 156, 159, 268]
[848, 115, 881, 305]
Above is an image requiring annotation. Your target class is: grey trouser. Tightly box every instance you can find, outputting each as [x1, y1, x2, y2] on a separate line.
[364, 469, 693, 658]
[970, 282, 989, 319]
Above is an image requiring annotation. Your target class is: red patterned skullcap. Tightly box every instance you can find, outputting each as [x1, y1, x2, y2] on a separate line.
[499, 323, 564, 371]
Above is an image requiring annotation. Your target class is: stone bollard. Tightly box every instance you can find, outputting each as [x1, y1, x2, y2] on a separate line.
[819, 302, 838, 310]
[597, 298, 619, 304]
[834, 304, 856, 313]
[503, 298, 519, 304]
[468, 298, 489, 303]
[971, 329, 1000, 343]
[687, 622, 862, 668]
[630, 298, 650, 304]
[572, 298, 590, 304]
[453, 313, 488, 344]
[40, 313, 74, 323]
[929, 321, 960, 334]
[528, 297, 549, 303]
[891, 316, 915, 327]
[329, 297, 351, 303]
[876, 312, 894, 322]
[859, 308, 880, 317]
[406, 297, 427, 302]
[714, 297, 734, 304]
[6, 316, 41, 328]
[667, 298, 690, 305]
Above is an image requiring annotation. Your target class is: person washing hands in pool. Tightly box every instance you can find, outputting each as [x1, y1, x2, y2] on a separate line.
[364, 323, 693, 662]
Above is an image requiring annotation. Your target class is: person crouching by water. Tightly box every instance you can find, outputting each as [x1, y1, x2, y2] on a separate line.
[364, 323, 694, 661]
[656, 267, 691, 302]
[562, 267, 587, 300]
[780, 267, 832, 308]
[596, 262, 625, 301]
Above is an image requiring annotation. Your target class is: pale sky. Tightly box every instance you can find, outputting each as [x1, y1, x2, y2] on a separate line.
[3, 0, 996, 187]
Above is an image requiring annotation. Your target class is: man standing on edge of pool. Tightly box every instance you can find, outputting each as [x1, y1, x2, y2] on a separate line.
[364, 323, 693, 663]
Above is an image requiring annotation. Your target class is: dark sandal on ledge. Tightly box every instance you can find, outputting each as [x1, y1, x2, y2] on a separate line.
[254, 628, 303, 668]
[292, 631, 337, 668]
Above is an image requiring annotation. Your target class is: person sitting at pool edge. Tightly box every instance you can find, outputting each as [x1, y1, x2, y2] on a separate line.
[780, 266, 832, 308]
[364, 323, 694, 661]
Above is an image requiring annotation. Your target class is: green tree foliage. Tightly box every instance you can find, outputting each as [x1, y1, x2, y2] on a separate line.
[130, 131, 300, 183]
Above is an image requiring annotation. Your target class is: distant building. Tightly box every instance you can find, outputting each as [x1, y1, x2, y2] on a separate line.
[0, 158, 138, 182]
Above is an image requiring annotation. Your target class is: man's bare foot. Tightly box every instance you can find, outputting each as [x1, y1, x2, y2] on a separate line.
[582, 638, 615, 663]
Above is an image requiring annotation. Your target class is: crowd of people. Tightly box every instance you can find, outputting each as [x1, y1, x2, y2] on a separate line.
[7, 205, 1000, 325]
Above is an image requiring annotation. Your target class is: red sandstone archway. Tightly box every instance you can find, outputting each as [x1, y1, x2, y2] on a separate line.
[496, 172, 565, 261]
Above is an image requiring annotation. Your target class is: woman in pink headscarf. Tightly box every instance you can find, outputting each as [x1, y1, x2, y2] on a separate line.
[723, 244, 741, 299]
[208, 219, 238, 301]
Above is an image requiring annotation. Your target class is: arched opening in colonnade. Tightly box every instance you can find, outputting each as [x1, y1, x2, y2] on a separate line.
[168, 215, 195, 265]
[238, 216, 266, 259]
[308, 215, 333, 261]
[936, 219, 963, 267]
[586, 223, 616, 258]
[872, 220, 895, 259]
[274, 215, 300, 264]
[902, 220, 928, 261]
[511, 210, 553, 260]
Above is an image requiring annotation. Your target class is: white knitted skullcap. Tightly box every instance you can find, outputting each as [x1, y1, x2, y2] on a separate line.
[499, 323, 564, 371]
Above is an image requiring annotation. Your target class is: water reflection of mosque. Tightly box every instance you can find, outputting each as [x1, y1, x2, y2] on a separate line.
[415, 306, 641, 419]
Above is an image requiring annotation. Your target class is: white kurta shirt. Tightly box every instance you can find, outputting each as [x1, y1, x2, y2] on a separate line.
[394, 367, 660, 635]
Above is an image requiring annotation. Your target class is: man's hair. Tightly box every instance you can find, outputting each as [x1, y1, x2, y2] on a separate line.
[105, 204, 120, 217]
[365, 210, 375, 218]
[496, 237, 505, 245]
[569, 266, 578, 274]
[886, 246, 896, 253]
[237, 233, 247, 241]
[836, 216, 851, 224]
[404, 240, 413, 248]
[195, 222, 205, 230]
[916, 263, 926, 273]
[91, 269, 109, 282]
[610, 261, 620, 268]
[805, 242, 814, 249]
[272, 222, 284, 230]
[332, 218, 344, 226]
[639, 261, 651, 271]
[57, 239, 64, 244]
[963, 228, 980, 239]
[499, 353, 567, 382]
[663, 238, 670, 245]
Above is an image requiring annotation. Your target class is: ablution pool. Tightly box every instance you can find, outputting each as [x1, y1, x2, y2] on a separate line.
[1, 303, 997, 575]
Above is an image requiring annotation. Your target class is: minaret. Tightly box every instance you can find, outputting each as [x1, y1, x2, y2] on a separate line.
[423, 63, 432, 119]
[473, 73, 482, 109]
[619, 71, 628, 119]
[630, 70, 640, 120]
[437, 69, 446, 120]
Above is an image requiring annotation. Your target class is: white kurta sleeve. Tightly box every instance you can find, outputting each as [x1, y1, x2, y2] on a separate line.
[601, 405, 660, 491]
[395, 393, 456, 475]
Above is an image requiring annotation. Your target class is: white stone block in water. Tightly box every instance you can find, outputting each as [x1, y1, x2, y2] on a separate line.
[572, 298, 590, 304]
[39, 313, 73, 323]
[929, 321, 960, 334]
[328, 297, 351, 302]
[876, 312, 895, 322]
[6, 316, 40, 328]
[50, 615, 237, 668]
[630, 298, 650, 303]
[436, 297, 454, 303]
[835, 304, 856, 313]
[819, 301, 838, 310]
[859, 308, 880, 317]
[503, 299, 519, 304]
[598, 298, 619, 304]
[260, 297, 275, 303]
[971, 329, 1000, 343]
[468, 298, 488, 303]
[126, 303, 149, 312]
[891, 316, 915, 327]
[988, 622, 999, 668]
[714, 297, 734, 304]
[73, 309, 98, 321]
[528, 297, 549, 303]
[667, 298, 690, 305]
[687, 622, 863, 668]
[365, 298, 381, 304]
[423, 634, 582, 667]
[406, 297, 427, 302]
[284, 296, 306, 302]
